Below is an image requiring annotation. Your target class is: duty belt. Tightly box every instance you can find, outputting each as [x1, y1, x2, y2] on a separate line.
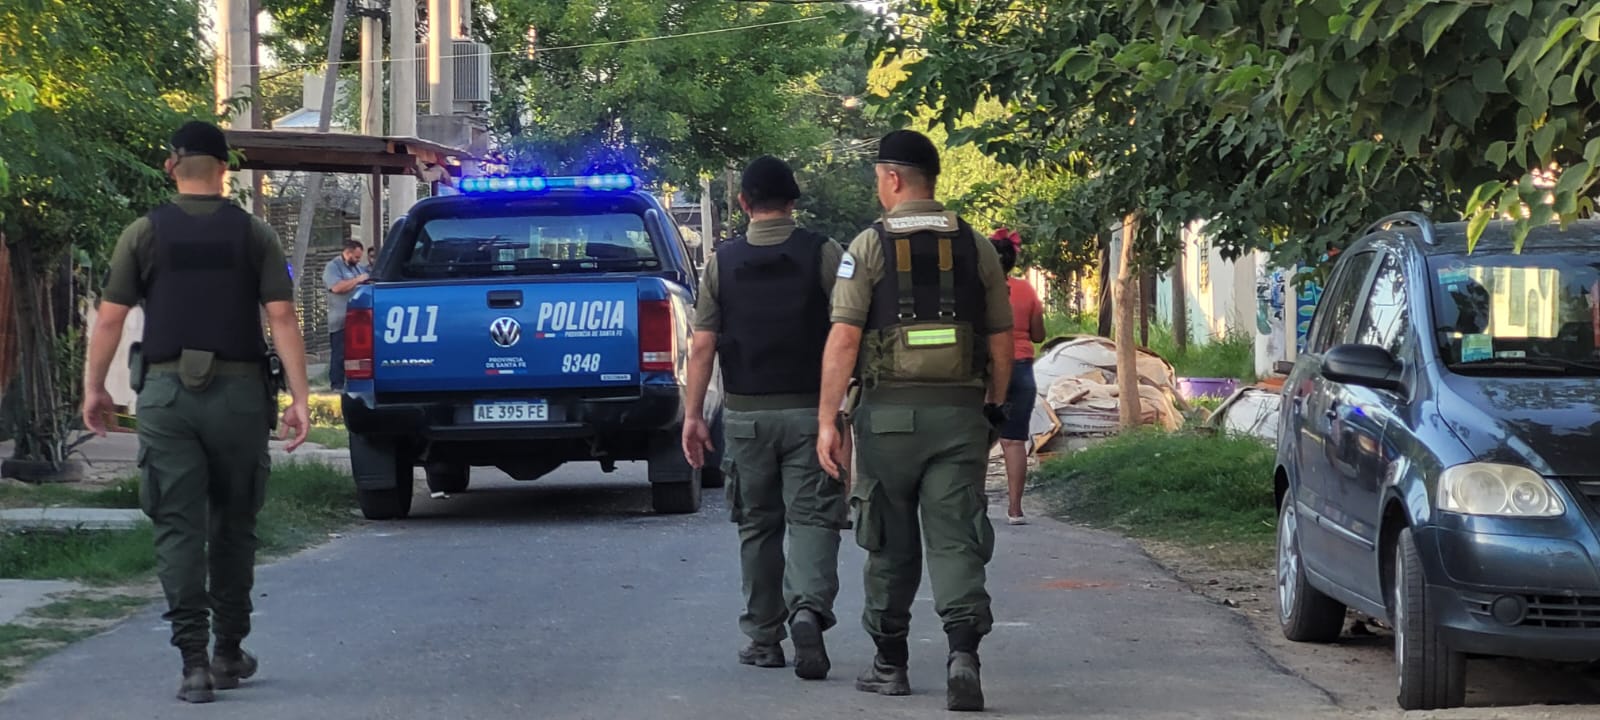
[148, 359, 262, 376]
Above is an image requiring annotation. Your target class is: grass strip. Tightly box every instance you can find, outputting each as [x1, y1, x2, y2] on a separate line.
[0, 462, 355, 584]
[1033, 429, 1277, 566]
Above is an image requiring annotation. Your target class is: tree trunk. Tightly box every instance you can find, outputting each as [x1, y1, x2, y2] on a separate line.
[1140, 270, 1156, 348]
[1116, 213, 1142, 430]
[1096, 234, 1113, 337]
[1172, 245, 1188, 355]
[7, 242, 63, 464]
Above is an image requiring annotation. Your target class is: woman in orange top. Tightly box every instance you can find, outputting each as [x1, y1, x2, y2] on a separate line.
[991, 229, 1046, 525]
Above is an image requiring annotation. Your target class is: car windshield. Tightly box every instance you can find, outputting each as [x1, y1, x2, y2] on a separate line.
[397, 211, 660, 279]
[1428, 249, 1600, 375]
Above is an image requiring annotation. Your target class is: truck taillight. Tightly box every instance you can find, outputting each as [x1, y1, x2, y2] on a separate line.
[639, 299, 675, 372]
[345, 308, 375, 380]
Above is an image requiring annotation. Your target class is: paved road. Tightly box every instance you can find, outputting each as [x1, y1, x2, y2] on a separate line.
[2, 464, 1337, 719]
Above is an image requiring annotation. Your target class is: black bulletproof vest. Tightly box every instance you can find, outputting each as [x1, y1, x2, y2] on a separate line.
[864, 218, 987, 334]
[140, 202, 267, 363]
[716, 228, 832, 395]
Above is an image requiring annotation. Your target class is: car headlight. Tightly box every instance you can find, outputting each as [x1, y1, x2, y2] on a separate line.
[1438, 463, 1566, 517]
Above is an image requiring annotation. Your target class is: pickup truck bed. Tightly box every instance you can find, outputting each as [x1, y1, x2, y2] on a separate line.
[340, 176, 722, 519]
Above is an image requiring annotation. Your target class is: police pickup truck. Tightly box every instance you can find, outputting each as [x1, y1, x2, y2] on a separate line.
[340, 174, 723, 519]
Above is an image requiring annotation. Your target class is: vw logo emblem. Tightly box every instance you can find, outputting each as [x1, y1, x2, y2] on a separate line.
[489, 317, 522, 348]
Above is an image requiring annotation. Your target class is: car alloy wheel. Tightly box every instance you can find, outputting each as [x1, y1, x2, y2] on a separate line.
[1278, 501, 1300, 624]
[1275, 495, 1345, 643]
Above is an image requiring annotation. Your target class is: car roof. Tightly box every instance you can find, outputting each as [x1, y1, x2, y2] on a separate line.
[1391, 218, 1600, 257]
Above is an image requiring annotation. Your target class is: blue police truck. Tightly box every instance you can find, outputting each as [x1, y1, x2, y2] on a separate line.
[340, 174, 723, 519]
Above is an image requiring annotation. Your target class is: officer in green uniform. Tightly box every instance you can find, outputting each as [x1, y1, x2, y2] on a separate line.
[816, 130, 1014, 712]
[82, 121, 312, 704]
[683, 155, 848, 681]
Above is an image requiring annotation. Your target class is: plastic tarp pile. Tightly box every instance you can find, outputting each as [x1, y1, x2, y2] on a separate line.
[1206, 385, 1282, 442]
[1027, 336, 1185, 451]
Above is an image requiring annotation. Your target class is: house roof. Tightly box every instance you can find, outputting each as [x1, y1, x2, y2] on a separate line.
[223, 129, 475, 177]
[270, 108, 349, 131]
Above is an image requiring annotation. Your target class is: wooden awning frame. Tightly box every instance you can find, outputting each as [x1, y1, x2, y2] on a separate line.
[222, 129, 473, 177]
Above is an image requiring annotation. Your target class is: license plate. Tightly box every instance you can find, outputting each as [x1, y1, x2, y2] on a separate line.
[472, 401, 548, 423]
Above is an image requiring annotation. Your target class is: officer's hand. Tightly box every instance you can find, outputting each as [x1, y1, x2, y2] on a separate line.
[82, 388, 115, 437]
[280, 400, 311, 452]
[818, 420, 844, 479]
[682, 416, 712, 469]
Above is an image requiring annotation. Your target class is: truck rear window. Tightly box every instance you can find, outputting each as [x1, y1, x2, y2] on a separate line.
[398, 212, 660, 279]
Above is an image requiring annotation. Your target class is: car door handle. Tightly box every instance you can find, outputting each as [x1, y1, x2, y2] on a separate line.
[487, 290, 523, 308]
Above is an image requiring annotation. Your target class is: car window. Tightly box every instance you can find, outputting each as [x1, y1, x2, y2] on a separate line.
[1428, 248, 1600, 372]
[1308, 251, 1378, 354]
[1353, 253, 1410, 357]
[398, 211, 660, 279]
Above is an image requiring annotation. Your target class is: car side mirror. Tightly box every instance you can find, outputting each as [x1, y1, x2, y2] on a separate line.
[1273, 360, 1296, 376]
[1322, 344, 1405, 393]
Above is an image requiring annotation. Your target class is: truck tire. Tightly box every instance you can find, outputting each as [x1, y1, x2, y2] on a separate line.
[699, 410, 726, 489]
[425, 462, 470, 494]
[651, 477, 701, 514]
[356, 466, 415, 520]
[351, 434, 415, 521]
[649, 430, 702, 514]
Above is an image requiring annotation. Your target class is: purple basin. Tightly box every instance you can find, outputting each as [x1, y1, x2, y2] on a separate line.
[1178, 377, 1239, 401]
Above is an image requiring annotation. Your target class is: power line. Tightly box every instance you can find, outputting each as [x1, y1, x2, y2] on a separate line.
[248, 15, 830, 74]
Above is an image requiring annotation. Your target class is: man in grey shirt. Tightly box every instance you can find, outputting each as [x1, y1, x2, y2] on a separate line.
[323, 239, 369, 390]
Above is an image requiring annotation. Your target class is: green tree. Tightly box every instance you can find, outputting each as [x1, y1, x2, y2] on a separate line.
[0, 0, 213, 468]
[1122, 0, 1600, 249]
[480, 1, 838, 185]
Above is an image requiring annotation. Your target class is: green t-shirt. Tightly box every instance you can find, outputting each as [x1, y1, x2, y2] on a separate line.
[102, 194, 294, 307]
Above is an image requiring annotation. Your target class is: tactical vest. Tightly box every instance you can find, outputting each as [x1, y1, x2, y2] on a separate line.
[860, 212, 989, 388]
[140, 202, 267, 364]
[716, 228, 832, 395]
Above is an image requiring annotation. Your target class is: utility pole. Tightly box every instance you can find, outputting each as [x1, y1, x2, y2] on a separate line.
[359, 3, 385, 251]
[215, 0, 254, 198]
[248, 0, 265, 216]
[390, 0, 418, 219]
[427, 0, 454, 116]
[288, 0, 348, 298]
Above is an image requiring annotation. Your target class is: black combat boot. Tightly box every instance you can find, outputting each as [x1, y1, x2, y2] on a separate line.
[738, 641, 786, 668]
[177, 649, 215, 704]
[946, 625, 984, 711]
[855, 638, 910, 696]
[790, 609, 830, 681]
[211, 638, 259, 690]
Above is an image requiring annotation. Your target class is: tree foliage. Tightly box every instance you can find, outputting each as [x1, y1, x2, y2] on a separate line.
[1123, 0, 1600, 250]
[0, 0, 214, 464]
[480, 1, 844, 186]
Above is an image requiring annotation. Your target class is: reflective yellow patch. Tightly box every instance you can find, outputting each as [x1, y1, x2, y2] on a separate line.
[905, 327, 958, 346]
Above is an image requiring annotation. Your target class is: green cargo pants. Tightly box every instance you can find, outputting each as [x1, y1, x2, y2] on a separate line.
[136, 369, 271, 654]
[852, 401, 996, 657]
[722, 405, 847, 645]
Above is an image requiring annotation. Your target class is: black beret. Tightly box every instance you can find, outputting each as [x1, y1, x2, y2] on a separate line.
[876, 129, 940, 176]
[170, 120, 230, 163]
[740, 155, 800, 203]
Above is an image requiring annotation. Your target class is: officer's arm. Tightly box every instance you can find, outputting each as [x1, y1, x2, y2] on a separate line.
[265, 300, 311, 405]
[86, 222, 144, 399]
[974, 231, 1014, 404]
[818, 323, 862, 425]
[684, 256, 720, 422]
[85, 301, 131, 395]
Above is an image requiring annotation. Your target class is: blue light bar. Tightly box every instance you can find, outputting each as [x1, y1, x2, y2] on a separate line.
[458, 174, 636, 194]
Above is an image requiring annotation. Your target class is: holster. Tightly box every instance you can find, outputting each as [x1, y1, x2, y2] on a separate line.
[128, 342, 147, 393]
[264, 351, 286, 431]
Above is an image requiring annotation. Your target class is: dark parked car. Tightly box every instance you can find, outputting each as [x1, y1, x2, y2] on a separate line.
[1274, 212, 1600, 710]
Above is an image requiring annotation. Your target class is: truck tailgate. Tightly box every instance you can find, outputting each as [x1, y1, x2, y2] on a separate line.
[373, 277, 639, 393]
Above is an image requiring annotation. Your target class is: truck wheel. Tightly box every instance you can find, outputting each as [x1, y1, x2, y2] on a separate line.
[651, 478, 701, 514]
[352, 436, 415, 521]
[699, 411, 726, 489]
[649, 430, 702, 513]
[425, 462, 470, 494]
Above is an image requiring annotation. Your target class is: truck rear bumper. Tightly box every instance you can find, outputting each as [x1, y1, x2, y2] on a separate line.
[342, 384, 684, 442]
